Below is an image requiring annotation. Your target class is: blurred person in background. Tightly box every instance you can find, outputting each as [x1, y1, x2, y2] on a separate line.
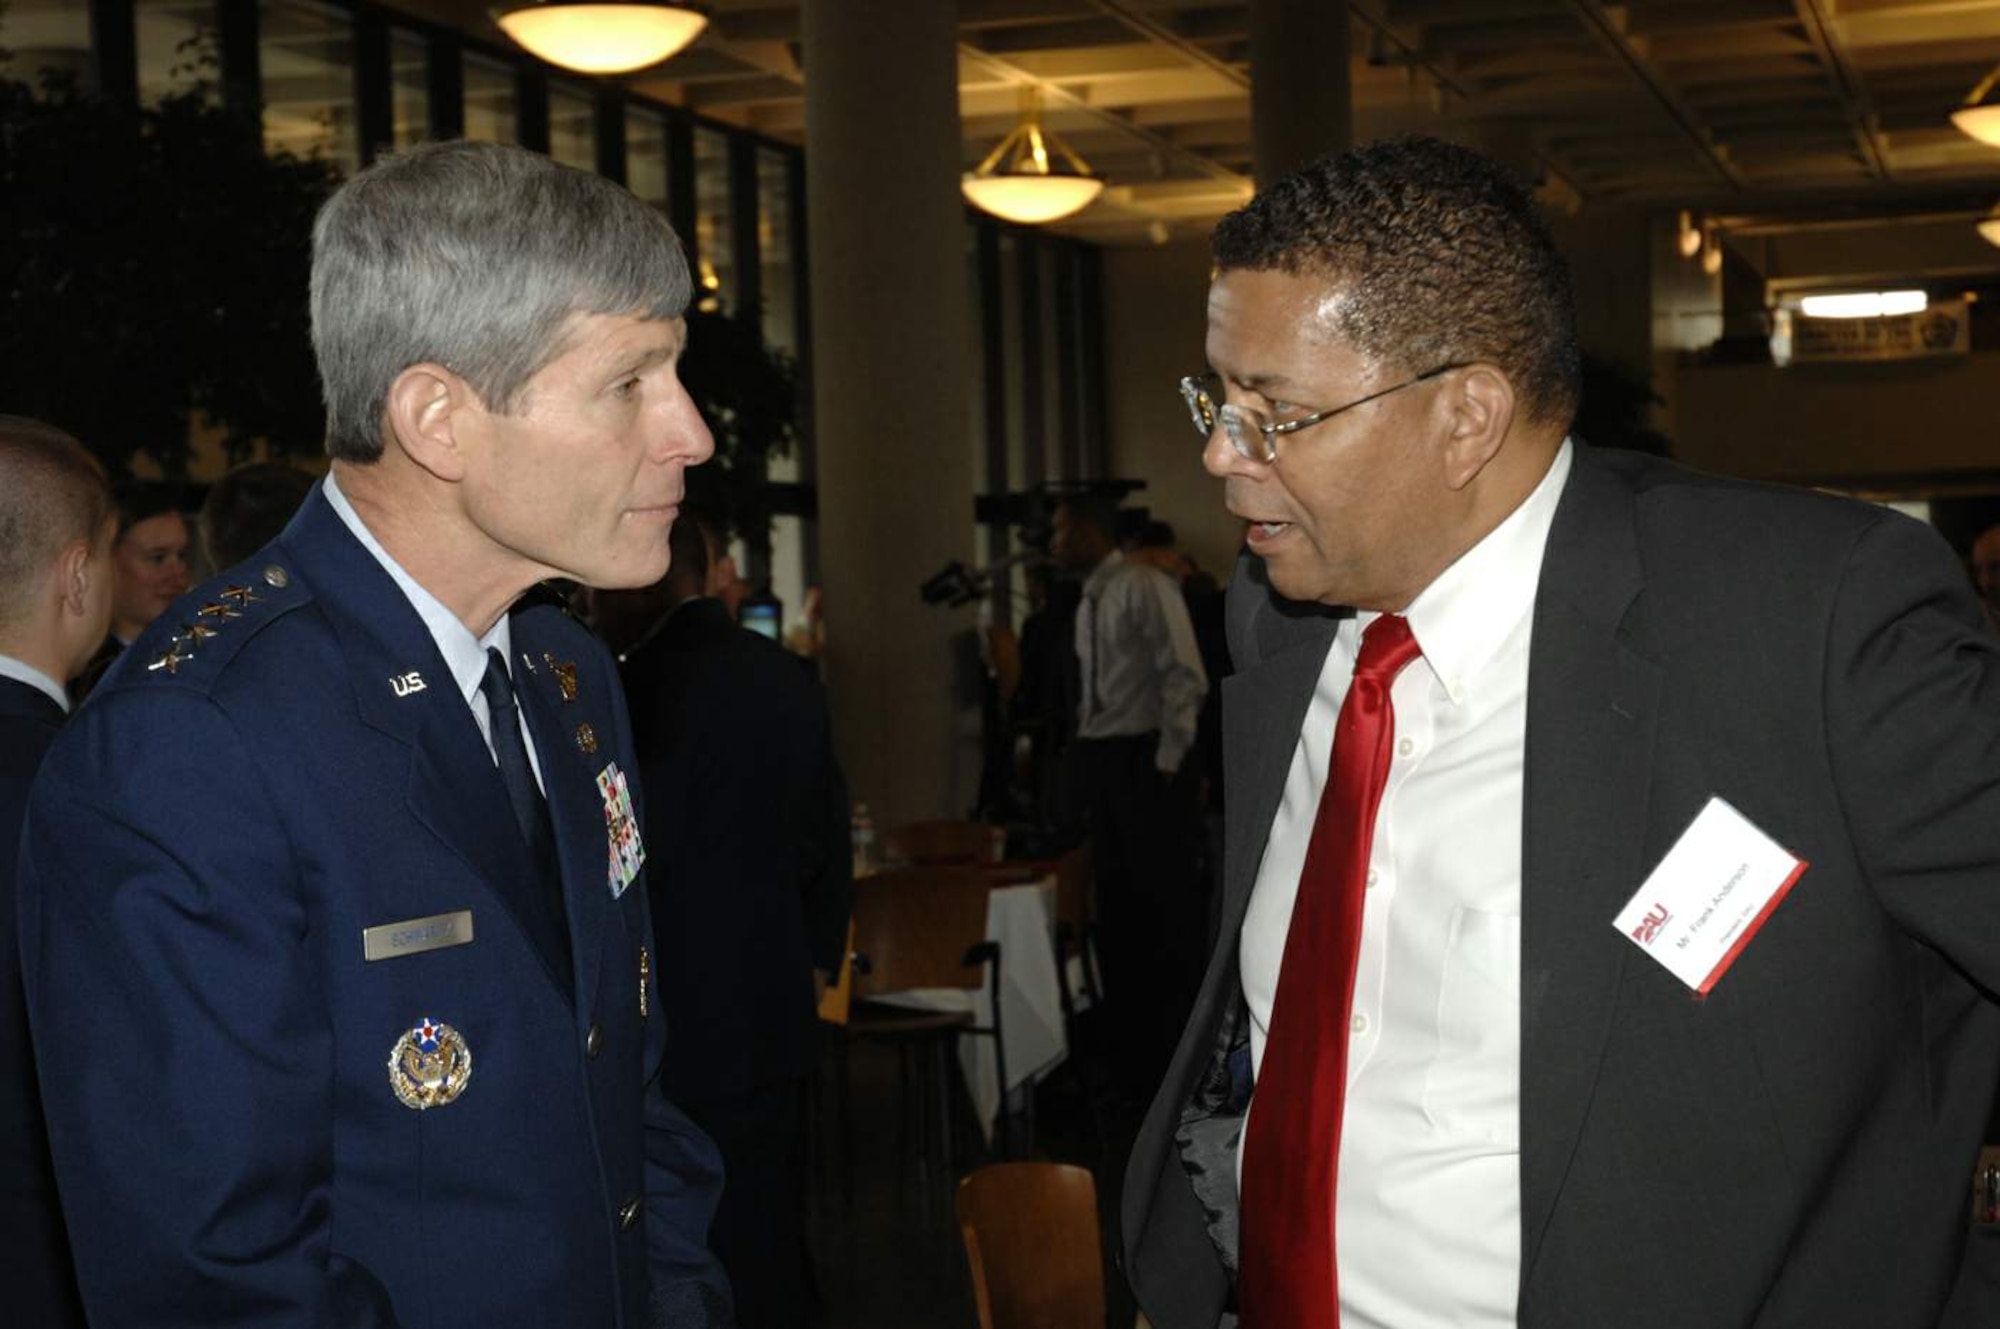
[198, 460, 317, 571]
[0, 414, 117, 1329]
[73, 481, 191, 692]
[597, 513, 851, 1329]
[1971, 523, 2000, 629]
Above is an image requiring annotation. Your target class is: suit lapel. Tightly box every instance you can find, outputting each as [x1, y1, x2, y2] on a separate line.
[1518, 446, 1661, 1280]
[510, 623, 611, 1022]
[282, 487, 571, 999]
[1220, 579, 1343, 961]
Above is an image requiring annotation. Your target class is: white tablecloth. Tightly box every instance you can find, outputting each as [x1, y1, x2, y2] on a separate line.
[872, 877, 1071, 1140]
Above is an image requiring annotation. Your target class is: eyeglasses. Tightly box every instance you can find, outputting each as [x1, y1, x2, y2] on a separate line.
[1178, 363, 1467, 464]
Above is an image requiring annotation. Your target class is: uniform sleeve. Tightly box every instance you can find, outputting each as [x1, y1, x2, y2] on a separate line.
[16, 689, 401, 1327]
[1143, 570, 1210, 775]
[1822, 511, 2000, 982]
[642, 1082, 735, 1328]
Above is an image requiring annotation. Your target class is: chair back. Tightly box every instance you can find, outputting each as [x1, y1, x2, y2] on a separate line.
[1051, 842, 1093, 943]
[883, 819, 1005, 866]
[957, 1162, 1106, 1329]
[850, 867, 992, 997]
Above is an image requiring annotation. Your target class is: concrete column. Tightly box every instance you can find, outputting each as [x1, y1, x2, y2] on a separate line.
[802, 0, 975, 827]
[1248, 0, 1352, 186]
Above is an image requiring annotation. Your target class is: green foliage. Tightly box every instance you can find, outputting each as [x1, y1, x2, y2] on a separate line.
[0, 69, 338, 478]
[677, 306, 800, 542]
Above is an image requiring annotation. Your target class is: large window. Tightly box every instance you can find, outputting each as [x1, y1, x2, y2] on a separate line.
[136, 0, 218, 104]
[258, 0, 358, 172]
[626, 104, 669, 214]
[547, 81, 594, 170]
[462, 51, 516, 145]
[693, 126, 733, 315]
[388, 26, 428, 147]
[0, 0, 96, 93]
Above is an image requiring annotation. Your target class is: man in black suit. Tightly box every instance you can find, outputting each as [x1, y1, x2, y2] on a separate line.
[601, 515, 852, 1329]
[1125, 136, 2000, 1328]
[0, 415, 116, 1329]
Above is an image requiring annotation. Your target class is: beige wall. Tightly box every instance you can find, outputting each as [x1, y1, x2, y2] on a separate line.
[1099, 239, 1244, 581]
[1675, 353, 2000, 489]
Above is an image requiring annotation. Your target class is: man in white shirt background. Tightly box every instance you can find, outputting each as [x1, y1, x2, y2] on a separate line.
[1124, 135, 2000, 1329]
[1052, 491, 1208, 1098]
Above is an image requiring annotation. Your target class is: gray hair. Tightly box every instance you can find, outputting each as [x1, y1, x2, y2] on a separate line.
[311, 140, 694, 462]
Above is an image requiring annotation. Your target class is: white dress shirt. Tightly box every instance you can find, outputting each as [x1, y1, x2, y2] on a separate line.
[1074, 550, 1209, 773]
[1239, 441, 1573, 1328]
[0, 653, 68, 713]
[322, 473, 544, 792]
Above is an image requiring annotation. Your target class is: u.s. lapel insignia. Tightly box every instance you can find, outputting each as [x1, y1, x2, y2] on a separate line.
[575, 722, 598, 754]
[595, 761, 645, 898]
[544, 653, 579, 702]
[390, 670, 426, 698]
[388, 1015, 473, 1110]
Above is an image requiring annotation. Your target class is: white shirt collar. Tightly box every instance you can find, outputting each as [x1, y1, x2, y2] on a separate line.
[0, 653, 68, 713]
[1362, 438, 1573, 704]
[321, 471, 513, 706]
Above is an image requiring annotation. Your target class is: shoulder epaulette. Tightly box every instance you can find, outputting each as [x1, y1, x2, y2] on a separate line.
[137, 560, 311, 684]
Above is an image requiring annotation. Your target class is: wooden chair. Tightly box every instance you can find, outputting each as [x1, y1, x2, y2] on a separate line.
[840, 867, 1006, 1210]
[957, 1162, 1106, 1329]
[882, 818, 1005, 867]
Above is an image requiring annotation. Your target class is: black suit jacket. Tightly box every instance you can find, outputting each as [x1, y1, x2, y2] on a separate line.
[1, 672, 85, 1328]
[621, 597, 852, 1103]
[1123, 444, 2000, 1328]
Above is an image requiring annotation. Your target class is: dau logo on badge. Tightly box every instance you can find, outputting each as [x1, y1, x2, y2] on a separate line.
[1631, 902, 1672, 946]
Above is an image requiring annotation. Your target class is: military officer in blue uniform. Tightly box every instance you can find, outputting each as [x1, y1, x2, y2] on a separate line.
[17, 140, 732, 1326]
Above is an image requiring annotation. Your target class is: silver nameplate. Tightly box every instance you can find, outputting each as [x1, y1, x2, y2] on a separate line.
[362, 910, 475, 962]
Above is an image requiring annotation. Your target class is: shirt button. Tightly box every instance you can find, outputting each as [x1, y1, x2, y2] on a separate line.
[619, 1195, 642, 1230]
[1365, 868, 1378, 889]
[585, 1023, 604, 1059]
[1398, 737, 1415, 757]
[1351, 1013, 1370, 1035]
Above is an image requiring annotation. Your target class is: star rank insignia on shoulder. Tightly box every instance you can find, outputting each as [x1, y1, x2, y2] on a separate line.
[145, 564, 303, 680]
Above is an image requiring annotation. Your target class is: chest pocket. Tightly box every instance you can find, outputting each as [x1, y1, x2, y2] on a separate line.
[1421, 906, 1521, 1146]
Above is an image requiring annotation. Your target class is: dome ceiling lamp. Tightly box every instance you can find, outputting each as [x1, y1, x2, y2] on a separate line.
[1950, 59, 2000, 147]
[494, 1, 708, 76]
[962, 88, 1105, 226]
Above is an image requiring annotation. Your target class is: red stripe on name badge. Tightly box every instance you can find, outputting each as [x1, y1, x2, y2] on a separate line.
[1696, 858, 1808, 995]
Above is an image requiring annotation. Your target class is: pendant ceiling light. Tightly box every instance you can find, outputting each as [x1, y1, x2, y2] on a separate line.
[1951, 61, 2000, 147]
[495, 1, 707, 76]
[962, 89, 1104, 226]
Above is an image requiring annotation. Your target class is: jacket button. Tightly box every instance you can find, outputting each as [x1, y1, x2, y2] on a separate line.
[585, 1023, 604, 1059]
[619, 1195, 642, 1230]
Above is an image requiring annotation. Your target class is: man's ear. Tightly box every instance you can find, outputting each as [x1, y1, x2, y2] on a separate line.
[1438, 364, 1517, 492]
[384, 363, 479, 483]
[56, 539, 93, 617]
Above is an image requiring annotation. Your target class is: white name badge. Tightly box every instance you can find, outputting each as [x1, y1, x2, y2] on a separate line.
[1612, 796, 1807, 994]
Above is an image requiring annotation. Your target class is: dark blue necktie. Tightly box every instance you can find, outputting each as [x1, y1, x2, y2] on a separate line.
[480, 646, 559, 882]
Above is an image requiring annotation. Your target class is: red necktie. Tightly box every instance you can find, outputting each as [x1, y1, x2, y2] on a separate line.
[1240, 614, 1423, 1328]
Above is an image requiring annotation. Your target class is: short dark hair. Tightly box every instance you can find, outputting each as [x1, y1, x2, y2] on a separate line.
[113, 480, 186, 540]
[200, 462, 316, 569]
[0, 416, 113, 630]
[1056, 492, 1119, 542]
[1212, 135, 1580, 430]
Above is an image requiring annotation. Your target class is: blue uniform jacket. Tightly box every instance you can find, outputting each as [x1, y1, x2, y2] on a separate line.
[17, 484, 731, 1327]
